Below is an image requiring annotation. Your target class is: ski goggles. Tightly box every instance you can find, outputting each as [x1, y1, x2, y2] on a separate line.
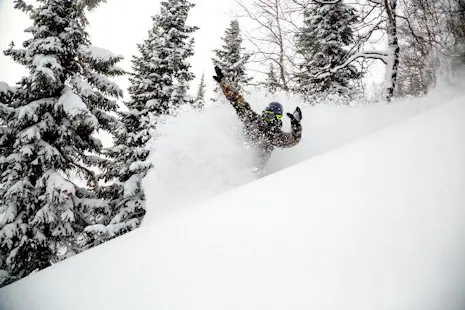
[263, 110, 283, 121]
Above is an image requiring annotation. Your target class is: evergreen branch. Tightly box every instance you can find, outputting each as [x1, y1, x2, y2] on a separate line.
[13, 0, 35, 14]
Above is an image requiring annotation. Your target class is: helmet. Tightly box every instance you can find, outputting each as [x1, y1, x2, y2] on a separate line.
[262, 101, 283, 127]
[265, 102, 283, 115]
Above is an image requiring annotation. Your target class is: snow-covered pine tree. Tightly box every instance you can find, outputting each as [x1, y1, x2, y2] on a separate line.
[263, 64, 279, 93]
[84, 0, 199, 246]
[0, 0, 124, 286]
[295, 0, 362, 99]
[212, 19, 252, 94]
[194, 72, 206, 109]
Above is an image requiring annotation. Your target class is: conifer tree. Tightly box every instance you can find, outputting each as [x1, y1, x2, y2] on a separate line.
[0, 0, 124, 286]
[263, 64, 279, 93]
[194, 72, 206, 109]
[295, 0, 362, 98]
[212, 19, 252, 94]
[84, 0, 199, 245]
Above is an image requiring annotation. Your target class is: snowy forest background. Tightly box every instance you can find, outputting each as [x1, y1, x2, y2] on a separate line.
[0, 0, 464, 288]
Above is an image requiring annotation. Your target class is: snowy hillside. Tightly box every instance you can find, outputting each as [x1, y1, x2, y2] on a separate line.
[141, 82, 460, 221]
[1, 91, 464, 310]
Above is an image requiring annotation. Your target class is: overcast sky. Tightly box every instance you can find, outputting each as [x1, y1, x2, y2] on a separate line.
[0, 0, 383, 100]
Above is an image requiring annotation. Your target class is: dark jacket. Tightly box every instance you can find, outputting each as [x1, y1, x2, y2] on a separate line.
[220, 80, 302, 168]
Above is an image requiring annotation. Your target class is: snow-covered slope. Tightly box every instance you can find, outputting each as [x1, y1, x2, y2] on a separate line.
[1, 93, 465, 310]
[141, 83, 458, 221]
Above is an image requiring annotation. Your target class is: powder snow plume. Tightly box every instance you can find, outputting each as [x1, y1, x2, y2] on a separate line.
[142, 101, 259, 221]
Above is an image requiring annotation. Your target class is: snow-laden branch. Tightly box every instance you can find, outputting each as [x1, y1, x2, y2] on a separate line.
[344, 18, 386, 64]
[13, 0, 35, 14]
[0, 82, 14, 95]
[312, 0, 342, 3]
[78, 0, 106, 11]
[310, 50, 388, 80]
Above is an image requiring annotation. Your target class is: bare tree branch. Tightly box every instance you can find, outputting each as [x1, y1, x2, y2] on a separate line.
[233, 0, 299, 91]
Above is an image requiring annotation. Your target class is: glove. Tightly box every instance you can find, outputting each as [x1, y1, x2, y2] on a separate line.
[287, 107, 302, 127]
[213, 66, 224, 83]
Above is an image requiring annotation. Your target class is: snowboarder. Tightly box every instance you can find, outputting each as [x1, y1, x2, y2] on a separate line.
[213, 66, 303, 172]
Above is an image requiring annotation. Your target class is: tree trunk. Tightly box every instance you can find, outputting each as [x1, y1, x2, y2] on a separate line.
[274, 0, 289, 91]
[385, 0, 400, 101]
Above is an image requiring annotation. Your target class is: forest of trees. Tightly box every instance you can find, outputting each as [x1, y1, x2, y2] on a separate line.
[235, 0, 465, 101]
[0, 0, 464, 287]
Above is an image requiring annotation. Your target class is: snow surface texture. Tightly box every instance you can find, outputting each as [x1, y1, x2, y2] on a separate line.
[1, 87, 465, 310]
[142, 82, 461, 221]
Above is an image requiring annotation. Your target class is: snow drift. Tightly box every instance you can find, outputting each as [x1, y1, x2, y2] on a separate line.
[0, 91, 464, 310]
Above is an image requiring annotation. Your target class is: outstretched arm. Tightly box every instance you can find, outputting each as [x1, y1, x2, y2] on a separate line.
[213, 66, 259, 122]
[271, 107, 303, 148]
[271, 122, 302, 148]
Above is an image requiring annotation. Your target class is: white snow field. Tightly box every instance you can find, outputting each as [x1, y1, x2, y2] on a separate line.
[0, 88, 465, 309]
